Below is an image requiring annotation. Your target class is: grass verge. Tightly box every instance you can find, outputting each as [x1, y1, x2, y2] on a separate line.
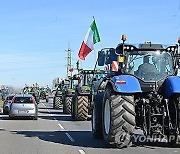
[0, 100, 3, 112]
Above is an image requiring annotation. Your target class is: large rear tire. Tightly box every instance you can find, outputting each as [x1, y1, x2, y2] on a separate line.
[92, 92, 104, 139]
[71, 95, 89, 121]
[63, 96, 72, 114]
[53, 95, 62, 109]
[102, 88, 136, 148]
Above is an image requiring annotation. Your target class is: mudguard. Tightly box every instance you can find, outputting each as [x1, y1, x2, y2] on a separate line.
[165, 76, 180, 98]
[110, 75, 142, 93]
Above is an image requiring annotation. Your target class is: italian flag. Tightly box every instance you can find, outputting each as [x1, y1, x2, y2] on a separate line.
[78, 19, 101, 60]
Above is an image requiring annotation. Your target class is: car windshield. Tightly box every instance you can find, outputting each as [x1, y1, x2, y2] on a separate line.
[125, 50, 174, 82]
[14, 97, 33, 104]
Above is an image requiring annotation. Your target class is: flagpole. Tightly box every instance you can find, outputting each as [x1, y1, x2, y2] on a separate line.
[92, 16, 103, 74]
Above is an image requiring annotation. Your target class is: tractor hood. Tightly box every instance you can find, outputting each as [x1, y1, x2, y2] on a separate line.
[110, 75, 142, 93]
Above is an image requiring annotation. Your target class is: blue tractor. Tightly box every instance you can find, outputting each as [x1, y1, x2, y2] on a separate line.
[91, 35, 180, 148]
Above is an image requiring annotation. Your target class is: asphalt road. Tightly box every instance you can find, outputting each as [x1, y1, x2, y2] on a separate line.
[0, 99, 180, 154]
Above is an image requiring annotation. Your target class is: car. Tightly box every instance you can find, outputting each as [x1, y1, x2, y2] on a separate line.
[9, 94, 38, 120]
[3, 94, 15, 114]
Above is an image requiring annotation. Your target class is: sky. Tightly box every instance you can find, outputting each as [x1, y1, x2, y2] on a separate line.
[0, 0, 180, 88]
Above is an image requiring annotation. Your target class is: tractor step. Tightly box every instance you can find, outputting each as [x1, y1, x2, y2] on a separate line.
[176, 135, 180, 144]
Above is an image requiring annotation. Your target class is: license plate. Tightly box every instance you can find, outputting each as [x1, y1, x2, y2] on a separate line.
[18, 110, 27, 113]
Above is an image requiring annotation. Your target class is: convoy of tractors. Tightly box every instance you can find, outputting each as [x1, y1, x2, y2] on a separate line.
[23, 84, 51, 104]
[24, 35, 180, 149]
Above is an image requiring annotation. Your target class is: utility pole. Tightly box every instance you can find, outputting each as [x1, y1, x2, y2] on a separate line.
[65, 44, 73, 78]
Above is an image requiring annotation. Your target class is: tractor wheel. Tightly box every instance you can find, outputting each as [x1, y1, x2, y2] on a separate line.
[168, 95, 180, 147]
[102, 88, 136, 148]
[71, 95, 89, 121]
[92, 92, 104, 139]
[63, 96, 72, 114]
[71, 96, 76, 119]
[53, 95, 62, 109]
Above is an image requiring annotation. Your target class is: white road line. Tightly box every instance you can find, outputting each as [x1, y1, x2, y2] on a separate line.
[58, 123, 65, 130]
[78, 149, 86, 154]
[42, 102, 51, 114]
[65, 132, 75, 142]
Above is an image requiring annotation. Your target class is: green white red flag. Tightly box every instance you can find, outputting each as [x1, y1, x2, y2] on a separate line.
[78, 19, 101, 60]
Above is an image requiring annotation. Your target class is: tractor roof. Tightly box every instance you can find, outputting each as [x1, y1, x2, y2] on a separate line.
[139, 43, 164, 50]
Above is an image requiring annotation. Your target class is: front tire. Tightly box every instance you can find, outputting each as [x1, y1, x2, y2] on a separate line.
[102, 88, 136, 148]
[71, 95, 89, 121]
[63, 96, 72, 114]
[53, 95, 62, 109]
[92, 92, 104, 139]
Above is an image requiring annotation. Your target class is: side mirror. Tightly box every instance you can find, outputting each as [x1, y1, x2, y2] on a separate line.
[98, 50, 105, 66]
[105, 48, 117, 64]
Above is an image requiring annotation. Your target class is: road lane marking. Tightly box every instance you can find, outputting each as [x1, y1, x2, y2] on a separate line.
[58, 123, 65, 130]
[65, 132, 75, 142]
[42, 103, 52, 115]
[79, 149, 86, 154]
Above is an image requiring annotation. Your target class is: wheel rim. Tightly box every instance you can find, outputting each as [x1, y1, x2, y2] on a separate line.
[104, 99, 110, 134]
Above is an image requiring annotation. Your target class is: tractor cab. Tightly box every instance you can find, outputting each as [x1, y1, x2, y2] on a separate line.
[61, 79, 70, 93]
[97, 35, 180, 92]
[77, 70, 94, 93]
[70, 75, 79, 89]
[117, 43, 177, 82]
[66, 75, 79, 95]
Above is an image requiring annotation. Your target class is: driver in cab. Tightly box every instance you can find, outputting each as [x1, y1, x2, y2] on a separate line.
[137, 55, 157, 80]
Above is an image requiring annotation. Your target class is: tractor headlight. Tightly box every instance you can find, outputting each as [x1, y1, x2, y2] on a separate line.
[166, 46, 176, 52]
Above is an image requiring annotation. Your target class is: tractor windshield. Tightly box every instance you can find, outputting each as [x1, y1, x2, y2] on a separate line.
[72, 79, 79, 88]
[125, 50, 174, 82]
